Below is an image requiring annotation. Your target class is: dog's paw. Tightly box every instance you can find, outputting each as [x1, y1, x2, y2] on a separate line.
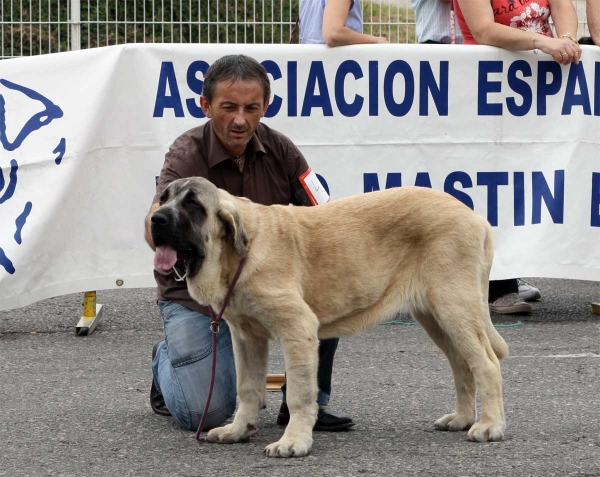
[434, 413, 475, 432]
[206, 424, 250, 444]
[467, 421, 505, 442]
[263, 437, 312, 458]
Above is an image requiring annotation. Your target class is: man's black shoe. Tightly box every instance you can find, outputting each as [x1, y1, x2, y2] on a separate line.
[276, 402, 355, 432]
[150, 341, 171, 417]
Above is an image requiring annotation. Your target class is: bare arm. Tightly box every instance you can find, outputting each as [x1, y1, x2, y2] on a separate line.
[456, 0, 581, 64]
[144, 202, 161, 250]
[322, 0, 388, 47]
[549, 0, 579, 38]
[588, 0, 600, 45]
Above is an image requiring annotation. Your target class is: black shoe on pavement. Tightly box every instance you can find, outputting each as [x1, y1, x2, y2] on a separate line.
[276, 401, 355, 432]
[150, 341, 171, 417]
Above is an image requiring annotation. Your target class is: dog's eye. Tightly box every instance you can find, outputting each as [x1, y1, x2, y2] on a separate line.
[187, 197, 204, 209]
[186, 196, 206, 214]
[184, 191, 206, 215]
[159, 191, 169, 205]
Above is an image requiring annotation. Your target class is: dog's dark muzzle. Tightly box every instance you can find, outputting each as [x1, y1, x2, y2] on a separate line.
[151, 209, 205, 277]
[151, 210, 181, 246]
[151, 211, 170, 227]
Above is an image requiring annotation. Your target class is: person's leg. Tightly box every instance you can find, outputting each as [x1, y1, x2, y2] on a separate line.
[488, 279, 518, 303]
[315, 338, 338, 406]
[313, 337, 354, 430]
[151, 300, 237, 431]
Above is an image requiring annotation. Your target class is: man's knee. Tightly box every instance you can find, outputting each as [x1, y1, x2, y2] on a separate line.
[158, 301, 233, 367]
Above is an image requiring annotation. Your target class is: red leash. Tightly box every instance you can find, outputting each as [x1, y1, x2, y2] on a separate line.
[195, 256, 249, 441]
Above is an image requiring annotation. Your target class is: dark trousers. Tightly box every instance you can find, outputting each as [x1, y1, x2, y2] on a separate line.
[489, 279, 518, 302]
[281, 337, 339, 406]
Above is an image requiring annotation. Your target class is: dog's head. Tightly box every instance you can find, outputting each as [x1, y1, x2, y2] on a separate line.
[151, 177, 248, 280]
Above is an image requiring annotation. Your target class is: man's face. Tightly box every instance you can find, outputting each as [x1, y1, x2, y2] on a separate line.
[200, 79, 269, 157]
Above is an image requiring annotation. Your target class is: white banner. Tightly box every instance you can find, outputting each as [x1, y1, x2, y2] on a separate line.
[1, 44, 599, 311]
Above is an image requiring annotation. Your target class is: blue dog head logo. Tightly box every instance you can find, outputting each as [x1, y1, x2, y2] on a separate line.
[0, 79, 65, 274]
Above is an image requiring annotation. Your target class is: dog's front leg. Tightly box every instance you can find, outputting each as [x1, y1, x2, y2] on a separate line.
[264, 312, 319, 458]
[206, 325, 268, 444]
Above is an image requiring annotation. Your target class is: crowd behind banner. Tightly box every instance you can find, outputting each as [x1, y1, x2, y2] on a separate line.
[0, 43, 599, 311]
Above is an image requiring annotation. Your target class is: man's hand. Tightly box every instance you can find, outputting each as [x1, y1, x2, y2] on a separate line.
[144, 203, 161, 250]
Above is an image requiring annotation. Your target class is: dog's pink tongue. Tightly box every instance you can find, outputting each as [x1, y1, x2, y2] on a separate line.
[154, 245, 178, 271]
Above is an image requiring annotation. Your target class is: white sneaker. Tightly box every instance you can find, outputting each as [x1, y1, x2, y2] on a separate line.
[517, 279, 541, 302]
[489, 293, 532, 314]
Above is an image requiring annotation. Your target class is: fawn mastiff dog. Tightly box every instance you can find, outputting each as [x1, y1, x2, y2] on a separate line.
[150, 177, 509, 458]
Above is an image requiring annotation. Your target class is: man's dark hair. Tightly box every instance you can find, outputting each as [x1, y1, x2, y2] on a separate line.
[202, 55, 271, 105]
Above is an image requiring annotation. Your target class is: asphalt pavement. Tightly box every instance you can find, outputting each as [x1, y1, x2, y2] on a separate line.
[1, 278, 599, 477]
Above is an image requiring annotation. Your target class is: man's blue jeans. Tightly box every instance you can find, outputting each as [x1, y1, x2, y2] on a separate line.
[152, 300, 237, 431]
[152, 300, 338, 430]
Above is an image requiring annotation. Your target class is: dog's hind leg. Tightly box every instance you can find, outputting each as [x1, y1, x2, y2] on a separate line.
[206, 324, 268, 444]
[412, 310, 476, 432]
[426, 298, 505, 442]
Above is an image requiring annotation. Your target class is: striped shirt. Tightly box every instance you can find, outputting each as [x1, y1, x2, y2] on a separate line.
[411, 0, 463, 44]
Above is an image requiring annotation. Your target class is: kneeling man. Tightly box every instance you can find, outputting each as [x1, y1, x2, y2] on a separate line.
[144, 54, 353, 433]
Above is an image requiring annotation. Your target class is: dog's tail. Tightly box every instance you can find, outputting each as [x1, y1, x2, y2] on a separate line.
[481, 224, 510, 361]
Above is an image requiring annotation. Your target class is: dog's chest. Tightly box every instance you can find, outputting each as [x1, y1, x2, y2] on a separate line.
[225, 306, 274, 340]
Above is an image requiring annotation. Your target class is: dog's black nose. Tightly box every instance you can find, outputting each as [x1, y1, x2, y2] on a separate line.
[151, 212, 170, 226]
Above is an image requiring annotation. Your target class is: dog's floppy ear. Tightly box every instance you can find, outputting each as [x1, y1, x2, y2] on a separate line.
[217, 200, 248, 257]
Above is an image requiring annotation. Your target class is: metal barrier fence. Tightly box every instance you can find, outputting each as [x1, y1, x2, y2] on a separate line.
[0, 0, 593, 58]
[0, 0, 417, 58]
